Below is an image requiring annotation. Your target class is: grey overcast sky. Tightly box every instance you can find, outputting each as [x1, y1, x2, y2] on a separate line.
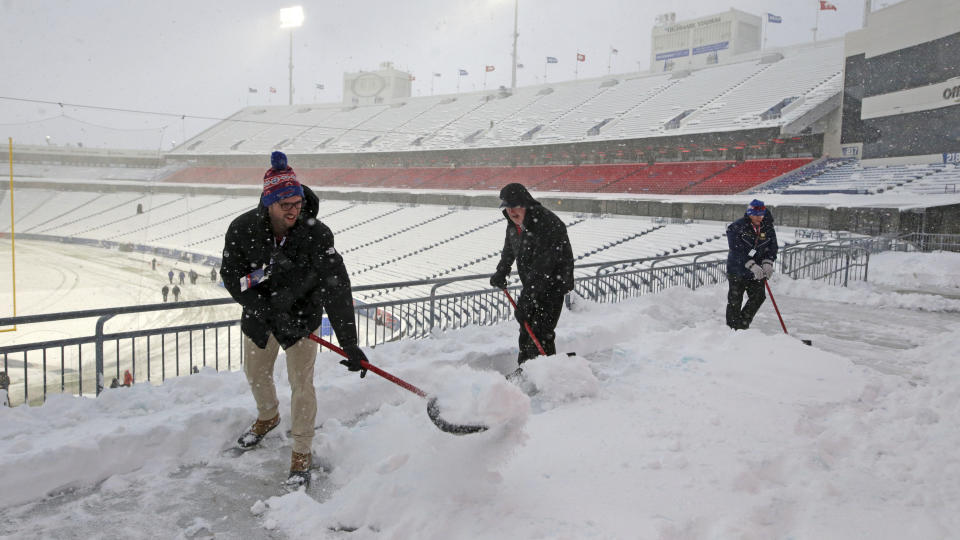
[0, 0, 873, 149]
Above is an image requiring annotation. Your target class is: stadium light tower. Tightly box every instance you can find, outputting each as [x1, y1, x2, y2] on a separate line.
[280, 6, 305, 105]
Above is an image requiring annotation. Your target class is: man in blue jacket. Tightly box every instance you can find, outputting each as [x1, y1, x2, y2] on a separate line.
[725, 199, 778, 330]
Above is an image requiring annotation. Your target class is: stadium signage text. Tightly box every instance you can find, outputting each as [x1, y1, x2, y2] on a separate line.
[944, 152, 960, 164]
[664, 17, 721, 32]
[943, 85, 960, 102]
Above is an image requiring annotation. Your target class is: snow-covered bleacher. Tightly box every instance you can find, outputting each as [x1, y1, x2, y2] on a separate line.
[172, 40, 842, 156]
[779, 161, 960, 195]
[1, 187, 761, 302]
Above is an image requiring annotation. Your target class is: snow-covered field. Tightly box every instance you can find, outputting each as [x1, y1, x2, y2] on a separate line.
[1, 251, 958, 539]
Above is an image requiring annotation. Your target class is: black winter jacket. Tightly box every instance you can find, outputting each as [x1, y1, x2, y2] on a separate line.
[220, 185, 358, 350]
[495, 190, 575, 299]
[726, 209, 778, 278]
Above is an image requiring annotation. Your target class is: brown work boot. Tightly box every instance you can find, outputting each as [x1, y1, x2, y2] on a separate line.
[285, 451, 312, 489]
[236, 414, 280, 449]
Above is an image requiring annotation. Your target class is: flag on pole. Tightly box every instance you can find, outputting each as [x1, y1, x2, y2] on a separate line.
[315, 83, 325, 90]
[546, 56, 558, 64]
[767, 13, 782, 23]
[408, 75, 416, 81]
[433, 72, 442, 77]
[269, 87, 277, 93]
[576, 53, 586, 62]
[485, 65, 495, 72]
[819, 0, 837, 10]
[458, 69, 468, 76]
[248, 88, 258, 93]
[610, 47, 619, 54]
[517, 63, 524, 69]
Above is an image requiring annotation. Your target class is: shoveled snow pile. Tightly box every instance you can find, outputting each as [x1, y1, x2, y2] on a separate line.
[0, 252, 958, 538]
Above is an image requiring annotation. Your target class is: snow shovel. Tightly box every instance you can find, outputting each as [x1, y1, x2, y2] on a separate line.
[764, 280, 812, 346]
[307, 333, 488, 435]
[501, 289, 576, 379]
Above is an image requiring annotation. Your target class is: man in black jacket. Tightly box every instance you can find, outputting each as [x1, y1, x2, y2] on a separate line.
[725, 199, 778, 330]
[489, 183, 575, 367]
[220, 151, 367, 488]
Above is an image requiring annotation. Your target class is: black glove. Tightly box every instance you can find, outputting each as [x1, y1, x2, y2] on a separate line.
[489, 271, 508, 289]
[514, 295, 535, 324]
[339, 344, 368, 378]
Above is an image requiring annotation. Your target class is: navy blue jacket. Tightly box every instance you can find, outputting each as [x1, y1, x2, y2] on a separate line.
[726, 210, 778, 278]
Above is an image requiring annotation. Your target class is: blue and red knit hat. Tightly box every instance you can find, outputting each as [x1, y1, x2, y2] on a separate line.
[261, 151, 303, 207]
[746, 199, 766, 217]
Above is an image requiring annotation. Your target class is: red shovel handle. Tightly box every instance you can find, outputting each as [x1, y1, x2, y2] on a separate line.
[307, 333, 427, 398]
[764, 279, 789, 335]
[502, 289, 547, 356]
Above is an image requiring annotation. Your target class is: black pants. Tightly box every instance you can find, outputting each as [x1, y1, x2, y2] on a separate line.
[726, 274, 765, 330]
[518, 290, 565, 364]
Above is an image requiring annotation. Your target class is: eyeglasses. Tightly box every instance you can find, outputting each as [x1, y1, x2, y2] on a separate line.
[278, 200, 303, 211]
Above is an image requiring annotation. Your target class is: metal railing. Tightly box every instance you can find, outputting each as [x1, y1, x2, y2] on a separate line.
[0, 241, 869, 406]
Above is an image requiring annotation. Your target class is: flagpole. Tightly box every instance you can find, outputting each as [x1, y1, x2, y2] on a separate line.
[544, 60, 547, 83]
[814, 1, 820, 42]
[574, 52, 579, 80]
[607, 49, 612, 74]
[762, 14, 767, 51]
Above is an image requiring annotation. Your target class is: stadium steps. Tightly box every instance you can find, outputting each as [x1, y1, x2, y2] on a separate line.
[148, 203, 252, 243]
[72, 197, 187, 237]
[33, 193, 148, 235]
[539, 85, 615, 136]
[340, 209, 459, 255]
[600, 79, 680, 134]
[324, 106, 396, 148]
[22, 192, 104, 233]
[573, 225, 665, 262]
[414, 100, 493, 148]
[349, 217, 503, 280]
[332, 207, 405, 235]
[679, 64, 775, 131]
[105, 198, 232, 242]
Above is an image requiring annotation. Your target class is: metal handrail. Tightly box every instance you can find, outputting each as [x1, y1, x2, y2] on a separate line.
[0, 242, 869, 406]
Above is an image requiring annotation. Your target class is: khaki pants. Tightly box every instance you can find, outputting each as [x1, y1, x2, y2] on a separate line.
[243, 333, 318, 454]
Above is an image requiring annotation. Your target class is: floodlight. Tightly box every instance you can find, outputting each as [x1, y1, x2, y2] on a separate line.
[279, 6, 304, 28]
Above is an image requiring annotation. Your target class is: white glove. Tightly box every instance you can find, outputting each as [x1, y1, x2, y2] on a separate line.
[762, 259, 775, 279]
[745, 260, 765, 280]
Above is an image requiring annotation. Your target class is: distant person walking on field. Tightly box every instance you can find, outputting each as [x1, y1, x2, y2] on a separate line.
[220, 151, 368, 489]
[489, 183, 575, 368]
[172, 285, 181, 301]
[0, 371, 9, 407]
[178, 270, 186, 285]
[725, 199, 778, 330]
[210, 267, 218, 282]
[168, 270, 174, 284]
[162, 285, 169, 302]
